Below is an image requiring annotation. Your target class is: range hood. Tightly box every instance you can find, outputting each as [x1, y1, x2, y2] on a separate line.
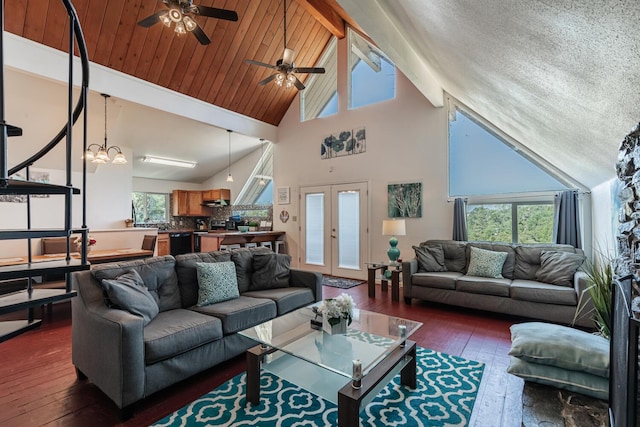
[202, 199, 229, 207]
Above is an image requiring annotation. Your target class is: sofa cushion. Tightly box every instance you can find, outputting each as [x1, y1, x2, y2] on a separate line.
[413, 245, 446, 272]
[510, 279, 577, 306]
[196, 261, 239, 306]
[92, 255, 181, 312]
[143, 308, 223, 365]
[467, 242, 516, 279]
[101, 269, 159, 326]
[175, 251, 232, 308]
[507, 357, 608, 400]
[513, 244, 580, 280]
[509, 322, 609, 377]
[456, 275, 511, 297]
[467, 246, 508, 279]
[535, 251, 585, 287]
[190, 295, 277, 334]
[243, 287, 315, 315]
[250, 253, 291, 290]
[411, 272, 462, 290]
[419, 240, 467, 273]
[231, 247, 272, 293]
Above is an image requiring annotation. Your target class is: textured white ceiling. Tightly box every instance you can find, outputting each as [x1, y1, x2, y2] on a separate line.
[339, 0, 640, 189]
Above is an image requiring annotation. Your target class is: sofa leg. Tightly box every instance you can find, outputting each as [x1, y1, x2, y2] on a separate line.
[75, 367, 87, 380]
[404, 297, 412, 305]
[119, 405, 134, 421]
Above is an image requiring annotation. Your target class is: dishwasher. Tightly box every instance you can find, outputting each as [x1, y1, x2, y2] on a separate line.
[169, 232, 192, 256]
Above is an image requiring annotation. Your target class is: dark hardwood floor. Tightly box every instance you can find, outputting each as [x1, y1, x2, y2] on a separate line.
[0, 283, 524, 427]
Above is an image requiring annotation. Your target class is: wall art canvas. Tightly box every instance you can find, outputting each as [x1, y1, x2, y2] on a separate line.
[388, 182, 422, 218]
[0, 171, 50, 203]
[321, 127, 366, 159]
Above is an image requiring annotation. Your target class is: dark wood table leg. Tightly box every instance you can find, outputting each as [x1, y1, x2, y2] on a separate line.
[367, 267, 376, 298]
[246, 345, 264, 405]
[391, 269, 400, 302]
[401, 342, 417, 388]
[381, 266, 388, 292]
[338, 392, 360, 427]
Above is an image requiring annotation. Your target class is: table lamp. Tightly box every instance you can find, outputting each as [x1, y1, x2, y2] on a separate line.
[382, 219, 406, 264]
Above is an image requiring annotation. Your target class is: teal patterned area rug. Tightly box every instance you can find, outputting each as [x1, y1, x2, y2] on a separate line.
[152, 347, 484, 427]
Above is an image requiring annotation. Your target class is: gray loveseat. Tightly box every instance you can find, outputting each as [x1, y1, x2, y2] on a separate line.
[402, 240, 593, 328]
[71, 247, 322, 416]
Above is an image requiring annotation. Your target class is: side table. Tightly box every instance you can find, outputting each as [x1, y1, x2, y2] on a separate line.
[365, 262, 402, 302]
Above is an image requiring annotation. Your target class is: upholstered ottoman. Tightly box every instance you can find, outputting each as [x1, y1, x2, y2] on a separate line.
[507, 322, 609, 400]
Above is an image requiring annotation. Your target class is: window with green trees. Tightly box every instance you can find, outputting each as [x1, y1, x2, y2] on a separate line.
[132, 192, 169, 224]
[467, 202, 554, 243]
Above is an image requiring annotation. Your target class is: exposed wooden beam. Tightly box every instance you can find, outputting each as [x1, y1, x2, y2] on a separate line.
[295, 0, 345, 39]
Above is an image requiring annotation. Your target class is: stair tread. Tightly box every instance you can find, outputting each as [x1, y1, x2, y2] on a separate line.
[0, 288, 77, 314]
[6, 124, 22, 137]
[0, 319, 42, 343]
[0, 179, 80, 195]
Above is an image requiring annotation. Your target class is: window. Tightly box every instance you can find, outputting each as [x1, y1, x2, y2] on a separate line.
[348, 28, 395, 109]
[467, 202, 554, 243]
[235, 142, 273, 206]
[301, 37, 337, 121]
[132, 192, 169, 224]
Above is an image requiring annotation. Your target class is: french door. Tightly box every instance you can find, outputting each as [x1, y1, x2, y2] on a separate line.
[300, 182, 368, 279]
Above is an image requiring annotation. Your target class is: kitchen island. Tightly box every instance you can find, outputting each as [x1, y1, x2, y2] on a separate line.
[199, 231, 285, 252]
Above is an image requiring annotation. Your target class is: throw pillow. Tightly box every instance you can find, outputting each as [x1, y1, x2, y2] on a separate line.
[413, 245, 447, 272]
[101, 269, 159, 326]
[466, 246, 508, 279]
[250, 253, 291, 290]
[535, 250, 586, 287]
[509, 322, 609, 378]
[196, 261, 240, 307]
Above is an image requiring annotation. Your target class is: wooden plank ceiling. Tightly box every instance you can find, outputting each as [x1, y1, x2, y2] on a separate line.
[5, 0, 343, 126]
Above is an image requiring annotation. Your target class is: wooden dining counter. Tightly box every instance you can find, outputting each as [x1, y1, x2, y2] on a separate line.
[0, 248, 154, 267]
[199, 231, 285, 252]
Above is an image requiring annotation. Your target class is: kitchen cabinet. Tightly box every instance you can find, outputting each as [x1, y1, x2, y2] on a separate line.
[157, 233, 169, 256]
[200, 235, 221, 252]
[172, 190, 211, 217]
[202, 188, 231, 203]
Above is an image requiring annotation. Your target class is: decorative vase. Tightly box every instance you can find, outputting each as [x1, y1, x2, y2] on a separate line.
[323, 315, 347, 335]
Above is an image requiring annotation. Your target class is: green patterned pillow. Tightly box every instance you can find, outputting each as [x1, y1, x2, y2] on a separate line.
[467, 246, 508, 279]
[196, 261, 239, 307]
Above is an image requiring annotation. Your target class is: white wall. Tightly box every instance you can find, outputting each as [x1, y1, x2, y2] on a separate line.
[275, 37, 449, 270]
[133, 177, 203, 193]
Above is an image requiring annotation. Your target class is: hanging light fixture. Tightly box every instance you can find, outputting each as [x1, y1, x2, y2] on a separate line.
[83, 93, 127, 164]
[258, 138, 266, 186]
[226, 129, 234, 182]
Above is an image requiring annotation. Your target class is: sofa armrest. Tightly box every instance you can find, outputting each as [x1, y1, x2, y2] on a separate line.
[71, 271, 146, 409]
[402, 259, 418, 299]
[289, 269, 323, 302]
[572, 271, 595, 327]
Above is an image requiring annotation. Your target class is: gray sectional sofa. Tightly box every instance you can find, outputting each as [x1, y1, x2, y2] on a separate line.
[402, 240, 593, 328]
[71, 247, 322, 416]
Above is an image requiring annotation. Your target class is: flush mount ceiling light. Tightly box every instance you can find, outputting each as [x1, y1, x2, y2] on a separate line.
[142, 156, 197, 168]
[83, 94, 127, 165]
[226, 129, 234, 182]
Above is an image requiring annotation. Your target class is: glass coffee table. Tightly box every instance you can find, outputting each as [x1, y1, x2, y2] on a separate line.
[239, 305, 422, 427]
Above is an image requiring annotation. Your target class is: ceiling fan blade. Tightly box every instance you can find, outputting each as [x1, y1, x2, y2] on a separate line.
[292, 67, 325, 74]
[191, 23, 211, 45]
[138, 11, 165, 28]
[258, 74, 279, 86]
[245, 59, 277, 69]
[293, 75, 306, 91]
[193, 5, 239, 21]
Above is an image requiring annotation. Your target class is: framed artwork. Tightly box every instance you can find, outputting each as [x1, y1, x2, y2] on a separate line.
[388, 182, 422, 218]
[321, 127, 366, 159]
[277, 186, 290, 205]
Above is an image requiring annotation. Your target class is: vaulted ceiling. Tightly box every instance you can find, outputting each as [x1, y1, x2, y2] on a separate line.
[5, 0, 348, 126]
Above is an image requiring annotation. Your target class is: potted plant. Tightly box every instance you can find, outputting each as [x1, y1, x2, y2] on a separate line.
[249, 221, 259, 231]
[574, 250, 613, 339]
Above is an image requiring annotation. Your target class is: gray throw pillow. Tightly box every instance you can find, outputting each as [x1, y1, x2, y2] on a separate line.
[101, 269, 159, 326]
[535, 251, 585, 287]
[250, 253, 291, 290]
[466, 246, 508, 279]
[196, 261, 240, 306]
[413, 245, 446, 272]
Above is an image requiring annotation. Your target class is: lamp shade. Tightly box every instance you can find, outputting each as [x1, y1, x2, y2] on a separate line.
[382, 219, 406, 236]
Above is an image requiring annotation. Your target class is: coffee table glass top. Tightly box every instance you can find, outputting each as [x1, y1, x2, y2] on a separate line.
[238, 305, 422, 379]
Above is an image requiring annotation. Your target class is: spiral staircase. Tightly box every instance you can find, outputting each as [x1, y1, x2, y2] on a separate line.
[0, 0, 91, 342]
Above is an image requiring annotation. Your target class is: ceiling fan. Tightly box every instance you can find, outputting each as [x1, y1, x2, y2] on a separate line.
[245, 0, 325, 90]
[138, 0, 238, 45]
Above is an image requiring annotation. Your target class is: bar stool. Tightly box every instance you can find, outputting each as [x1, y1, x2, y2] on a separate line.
[275, 241, 286, 254]
[220, 244, 241, 251]
[243, 243, 258, 248]
[260, 241, 273, 250]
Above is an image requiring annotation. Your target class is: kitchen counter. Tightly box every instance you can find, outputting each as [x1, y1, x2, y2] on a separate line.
[198, 231, 285, 252]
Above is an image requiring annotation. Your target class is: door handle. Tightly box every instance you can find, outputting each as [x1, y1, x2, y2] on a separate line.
[331, 235, 336, 238]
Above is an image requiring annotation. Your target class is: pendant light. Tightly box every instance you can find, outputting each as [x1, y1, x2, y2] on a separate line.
[258, 138, 266, 186]
[83, 94, 127, 164]
[226, 129, 234, 182]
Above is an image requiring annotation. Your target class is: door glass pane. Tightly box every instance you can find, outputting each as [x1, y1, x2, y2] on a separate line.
[467, 204, 512, 242]
[306, 193, 324, 265]
[517, 204, 554, 243]
[338, 191, 359, 269]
